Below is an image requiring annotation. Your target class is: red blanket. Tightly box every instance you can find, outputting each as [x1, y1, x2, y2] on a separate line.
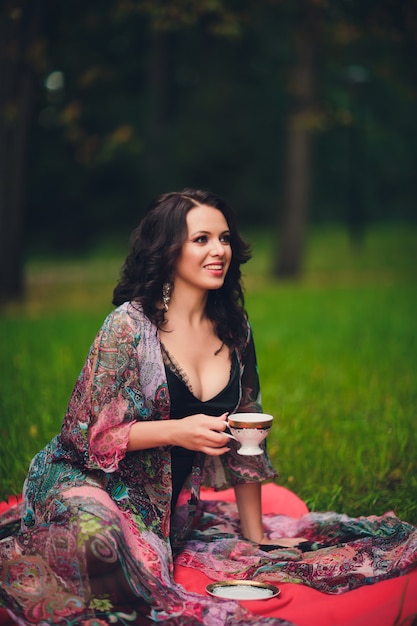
[1, 487, 416, 625]
[174, 484, 417, 626]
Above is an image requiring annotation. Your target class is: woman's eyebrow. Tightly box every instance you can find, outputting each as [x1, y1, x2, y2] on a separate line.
[190, 229, 231, 237]
[190, 230, 210, 237]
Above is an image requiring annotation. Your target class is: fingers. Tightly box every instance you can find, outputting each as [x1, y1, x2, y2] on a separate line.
[194, 417, 231, 454]
[176, 413, 232, 454]
[202, 445, 230, 457]
[206, 412, 229, 432]
[259, 537, 309, 547]
[204, 429, 231, 449]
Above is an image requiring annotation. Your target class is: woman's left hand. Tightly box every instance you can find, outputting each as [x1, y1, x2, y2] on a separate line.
[258, 535, 308, 548]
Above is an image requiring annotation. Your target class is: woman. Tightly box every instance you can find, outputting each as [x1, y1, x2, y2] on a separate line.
[0, 189, 289, 625]
[2, 189, 415, 626]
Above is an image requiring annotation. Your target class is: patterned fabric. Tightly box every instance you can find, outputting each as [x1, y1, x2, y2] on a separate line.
[0, 302, 282, 625]
[175, 499, 417, 593]
[3, 302, 414, 624]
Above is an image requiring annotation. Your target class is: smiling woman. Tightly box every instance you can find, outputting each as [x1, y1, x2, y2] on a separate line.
[0, 189, 281, 625]
[174, 204, 232, 292]
[160, 204, 233, 402]
[1, 190, 416, 626]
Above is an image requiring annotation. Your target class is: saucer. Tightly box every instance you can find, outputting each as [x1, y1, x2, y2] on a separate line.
[206, 580, 280, 600]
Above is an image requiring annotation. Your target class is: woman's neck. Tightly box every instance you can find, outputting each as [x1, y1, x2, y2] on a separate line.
[166, 287, 208, 328]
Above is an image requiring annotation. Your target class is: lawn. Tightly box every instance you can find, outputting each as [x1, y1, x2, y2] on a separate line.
[1, 224, 416, 523]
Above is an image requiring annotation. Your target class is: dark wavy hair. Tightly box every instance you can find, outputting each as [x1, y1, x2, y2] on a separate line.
[113, 188, 251, 348]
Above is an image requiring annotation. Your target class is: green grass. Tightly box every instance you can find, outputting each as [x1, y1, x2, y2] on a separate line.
[1, 224, 416, 524]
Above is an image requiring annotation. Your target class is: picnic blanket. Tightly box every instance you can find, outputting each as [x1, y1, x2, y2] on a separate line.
[1, 485, 417, 625]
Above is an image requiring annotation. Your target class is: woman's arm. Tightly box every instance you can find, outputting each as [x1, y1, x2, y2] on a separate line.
[234, 482, 264, 542]
[127, 412, 231, 456]
[234, 482, 283, 544]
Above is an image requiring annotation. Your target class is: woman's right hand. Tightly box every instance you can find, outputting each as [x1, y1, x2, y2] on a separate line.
[171, 412, 231, 456]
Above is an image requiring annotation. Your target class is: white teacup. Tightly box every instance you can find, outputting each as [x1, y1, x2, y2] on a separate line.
[227, 413, 273, 455]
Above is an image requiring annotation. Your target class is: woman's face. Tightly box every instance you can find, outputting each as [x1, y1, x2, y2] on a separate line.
[173, 204, 232, 293]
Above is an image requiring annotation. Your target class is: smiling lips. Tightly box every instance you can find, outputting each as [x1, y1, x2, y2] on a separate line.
[204, 263, 224, 274]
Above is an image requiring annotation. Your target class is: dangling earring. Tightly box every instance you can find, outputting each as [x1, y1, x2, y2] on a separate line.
[162, 282, 172, 311]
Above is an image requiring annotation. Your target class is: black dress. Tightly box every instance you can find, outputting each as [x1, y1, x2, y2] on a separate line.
[162, 345, 240, 513]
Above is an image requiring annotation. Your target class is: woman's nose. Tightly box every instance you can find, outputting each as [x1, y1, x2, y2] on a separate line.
[210, 239, 225, 256]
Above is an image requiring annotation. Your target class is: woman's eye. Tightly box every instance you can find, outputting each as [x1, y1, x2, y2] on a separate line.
[192, 233, 230, 244]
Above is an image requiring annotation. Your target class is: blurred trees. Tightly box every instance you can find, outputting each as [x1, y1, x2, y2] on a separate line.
[274, 0, 320, 278]
[1, 0, 416, 300]
[0, 0, 44, 299]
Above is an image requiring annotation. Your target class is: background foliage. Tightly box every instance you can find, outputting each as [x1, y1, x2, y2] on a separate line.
[4, 0, 416, 256]
[0, 1, 416, 523]
[1, 226, 416, 523]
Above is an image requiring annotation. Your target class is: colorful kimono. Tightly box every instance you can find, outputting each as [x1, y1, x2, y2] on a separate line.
[1, 302, 416, 625]
[0, 302, 283, 625]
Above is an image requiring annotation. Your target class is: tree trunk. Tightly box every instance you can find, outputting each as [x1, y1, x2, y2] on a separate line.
[144, 27, 175, 193]
[273, 0, 318, 279]
[346, 66, 369, 248]
[0, 1, 43, 302]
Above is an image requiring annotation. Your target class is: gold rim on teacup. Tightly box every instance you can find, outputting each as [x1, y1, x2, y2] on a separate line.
[228, 414, 273, 429]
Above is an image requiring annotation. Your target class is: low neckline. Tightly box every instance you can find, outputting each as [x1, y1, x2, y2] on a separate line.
[168, 365, 235, 404]
[161, 342, 235, 404]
